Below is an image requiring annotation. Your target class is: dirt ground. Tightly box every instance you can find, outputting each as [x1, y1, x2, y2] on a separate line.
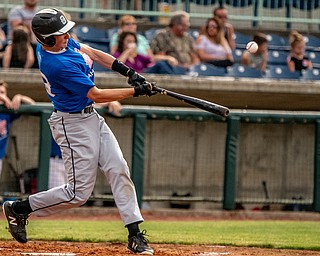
[1, 207, 320, 256]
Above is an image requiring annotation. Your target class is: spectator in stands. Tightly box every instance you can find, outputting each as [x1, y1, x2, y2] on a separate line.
[149, 11, 200, 74]
[112, 31, 152, 73]
[2, 24, 35, 69]
[48, 101, 122, 189]
[195, 17, 233, 68]
[110, 15, 153, 59]
[287, 30, 312, 73]
[0, 80, 35, 179]
[213, 6, 235, 50]
[0, 27, 7, 66]
[7, 0, 39, 44]
[0, 27, 6, 50]
[241, 32, 268, 72]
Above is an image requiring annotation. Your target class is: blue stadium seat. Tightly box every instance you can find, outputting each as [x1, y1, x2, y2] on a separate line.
[234, 32, 251, 49]
[232, 48, 245, 63]
[268, 50, 288, 66]
[301, 69, 320, 80]
[188, 29, 200, 41]
[264, 65, 301, 79]
[73, 25, 109, 44]
[191, 63, 226, 77]
[106, 27, 118, 40]
[86, 42, 109, 53]
[266, 34, 287, 50]
[144, 28, 159, 42]
[306, 51, 320, 68]
[227, 64, 263, 78]
[303, 35, 320, 51]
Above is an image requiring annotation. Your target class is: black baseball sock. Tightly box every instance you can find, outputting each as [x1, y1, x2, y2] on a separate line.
[12, 199, 33, 215]
[126, 222, 141, 238]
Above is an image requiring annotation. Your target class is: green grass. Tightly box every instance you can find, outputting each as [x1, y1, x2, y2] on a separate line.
[1, 219, 320, 250]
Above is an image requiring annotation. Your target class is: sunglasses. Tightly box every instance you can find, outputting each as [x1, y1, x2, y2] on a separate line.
[207, 24, 218, 29]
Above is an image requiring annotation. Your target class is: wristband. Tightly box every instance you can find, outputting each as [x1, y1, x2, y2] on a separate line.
[111, 59, 131, 77]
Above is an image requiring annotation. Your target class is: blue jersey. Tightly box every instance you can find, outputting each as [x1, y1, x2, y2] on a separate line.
[36, 38, 95, 112]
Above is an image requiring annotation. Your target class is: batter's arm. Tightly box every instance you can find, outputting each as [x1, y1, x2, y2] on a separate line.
[80, 43, 115, 70]
[87, 86, 134, 103]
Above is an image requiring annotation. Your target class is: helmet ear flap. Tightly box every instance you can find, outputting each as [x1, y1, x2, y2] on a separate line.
[33, 30, 56, 47]
[44, 36, 56, 47]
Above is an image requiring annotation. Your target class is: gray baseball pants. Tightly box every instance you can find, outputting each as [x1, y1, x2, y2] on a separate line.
[29, 110, 143, 226]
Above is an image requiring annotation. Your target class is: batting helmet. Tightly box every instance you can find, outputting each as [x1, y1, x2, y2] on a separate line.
[32, 8, 75, 47]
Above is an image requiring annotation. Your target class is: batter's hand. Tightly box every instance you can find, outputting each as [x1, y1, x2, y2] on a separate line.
[133, 82, 157, 97]
[127, 69, 145, 85]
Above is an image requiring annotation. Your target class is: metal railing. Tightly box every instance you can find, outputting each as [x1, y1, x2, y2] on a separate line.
[0, 0, 320, 30]
[0, 104, 319, 211]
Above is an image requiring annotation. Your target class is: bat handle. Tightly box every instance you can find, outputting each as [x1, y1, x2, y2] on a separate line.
[153, 85, 166, 95]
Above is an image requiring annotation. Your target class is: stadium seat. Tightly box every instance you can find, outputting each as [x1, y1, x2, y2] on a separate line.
[232, 48, 245, 63]
[303, 35, 320, 51]
[266, 34, 287, 50]
[85, 42, 109, 53]
[188, 29, 200, 41]
[234, 32, 251, 49]
[73, 25, 109, 44]
[106, 27, 118, 40]
[268, 50, 288, 66]
[226, 64, 263, 78]
[190, 63, 226, 77]
[144, 28, 159, 41]
[264, 65, 301, 79]
[306, 51, 320, 68]
[301, 69, 320, 80]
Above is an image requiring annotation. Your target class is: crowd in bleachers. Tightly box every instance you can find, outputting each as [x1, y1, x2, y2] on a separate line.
[0, 2, 320, 80]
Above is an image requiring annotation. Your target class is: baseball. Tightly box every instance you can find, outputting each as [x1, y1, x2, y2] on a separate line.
[246, 41, 258, 54]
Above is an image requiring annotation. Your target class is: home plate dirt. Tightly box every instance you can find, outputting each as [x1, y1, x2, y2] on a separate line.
[0, 241, 319, 256]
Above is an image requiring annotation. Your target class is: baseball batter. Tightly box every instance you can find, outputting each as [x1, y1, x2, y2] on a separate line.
[2, 8, 155, 255]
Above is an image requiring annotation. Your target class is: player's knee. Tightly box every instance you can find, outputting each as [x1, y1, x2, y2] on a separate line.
[74, 191, 92, 205]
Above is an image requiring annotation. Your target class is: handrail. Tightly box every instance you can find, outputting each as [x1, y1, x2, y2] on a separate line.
[0, 1, 320, 27]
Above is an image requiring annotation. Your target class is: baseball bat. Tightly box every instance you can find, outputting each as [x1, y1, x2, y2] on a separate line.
[153, 85, 230, 117]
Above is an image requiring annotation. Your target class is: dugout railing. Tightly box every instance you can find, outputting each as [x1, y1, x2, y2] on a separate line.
[0, 104, 319, 212]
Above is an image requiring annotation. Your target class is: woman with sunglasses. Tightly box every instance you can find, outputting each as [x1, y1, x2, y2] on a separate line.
[195, 17, 233, 68]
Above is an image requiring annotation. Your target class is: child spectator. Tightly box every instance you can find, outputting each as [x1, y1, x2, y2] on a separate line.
[241, 32, 268, 72]
[196, 17, 233, 68]
[2, 24, 34, 69]
[287, 30, 312, 73]
[0, 80, 35, 178]
[110, 15, 153, 59]
[0, 27, 7, 66]
[112, 31, 152, 73]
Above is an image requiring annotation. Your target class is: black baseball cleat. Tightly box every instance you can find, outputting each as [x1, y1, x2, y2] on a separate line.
[2, 201, 29, 243]
[128, 229, 154, 255]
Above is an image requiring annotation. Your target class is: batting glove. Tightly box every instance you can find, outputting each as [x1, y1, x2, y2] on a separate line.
[128, 69, 146, 85]
[133, 82, 157, 97]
